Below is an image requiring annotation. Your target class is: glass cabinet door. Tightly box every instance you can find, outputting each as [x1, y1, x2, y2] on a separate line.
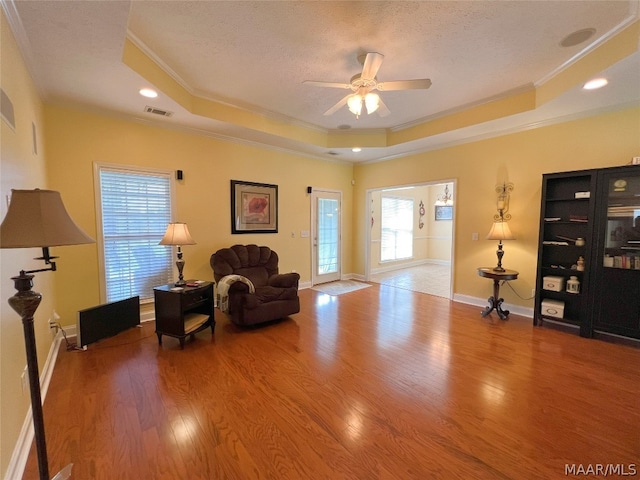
[593, 167, 640, 339]
[602, 174, 640, 269]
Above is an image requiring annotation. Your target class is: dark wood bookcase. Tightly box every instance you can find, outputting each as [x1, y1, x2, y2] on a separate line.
[534, 165, 640, 342]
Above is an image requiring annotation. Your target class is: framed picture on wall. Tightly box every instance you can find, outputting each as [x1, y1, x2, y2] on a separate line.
[435, 205, 453, 221]
[231, 180, 278, 233]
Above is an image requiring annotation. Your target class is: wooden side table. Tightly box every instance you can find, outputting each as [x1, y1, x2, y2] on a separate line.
[154, 280, 215, 348]
[477, 267, 519, 320]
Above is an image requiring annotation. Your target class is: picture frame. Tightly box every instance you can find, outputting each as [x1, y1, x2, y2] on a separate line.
[435, 205, 453, 221]
[231, 180, 278, 234]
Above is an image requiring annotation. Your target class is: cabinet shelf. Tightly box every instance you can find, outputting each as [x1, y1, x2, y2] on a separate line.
[545, 197, 591, 202]
[540, 314, 580, 325]
[541, 266, 585, 275]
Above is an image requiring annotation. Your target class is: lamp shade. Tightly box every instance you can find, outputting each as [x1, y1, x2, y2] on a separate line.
[0, 189, 94, 248]
[159, 222, 196, 246]
[486, 221, 515, 240]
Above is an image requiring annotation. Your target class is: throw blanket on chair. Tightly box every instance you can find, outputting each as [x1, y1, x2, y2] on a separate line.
[217, 274, 255, 313]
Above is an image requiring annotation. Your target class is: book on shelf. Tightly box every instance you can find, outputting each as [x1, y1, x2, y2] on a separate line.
[611, 255, 640, 269]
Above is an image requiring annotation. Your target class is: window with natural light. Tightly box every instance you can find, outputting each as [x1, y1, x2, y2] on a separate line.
[96, 165, 174, 303]
[381, 195, 414, 261]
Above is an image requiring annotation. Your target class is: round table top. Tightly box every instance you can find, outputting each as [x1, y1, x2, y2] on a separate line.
[477, 267, 519, 280]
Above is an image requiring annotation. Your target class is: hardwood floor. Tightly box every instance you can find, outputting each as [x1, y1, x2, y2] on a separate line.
[24, 285, 639, 479]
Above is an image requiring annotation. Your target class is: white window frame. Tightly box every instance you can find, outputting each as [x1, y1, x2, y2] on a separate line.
[380, 194, 414, 262]
[94, 162, 176, 304]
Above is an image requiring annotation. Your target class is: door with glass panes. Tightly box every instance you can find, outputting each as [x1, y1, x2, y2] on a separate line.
[312, 190, 341, 285]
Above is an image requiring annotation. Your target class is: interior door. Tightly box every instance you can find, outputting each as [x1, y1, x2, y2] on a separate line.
[312, 190, 341, 285]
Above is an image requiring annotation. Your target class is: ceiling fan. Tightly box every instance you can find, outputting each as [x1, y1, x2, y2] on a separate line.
[304, 52, 431, 118]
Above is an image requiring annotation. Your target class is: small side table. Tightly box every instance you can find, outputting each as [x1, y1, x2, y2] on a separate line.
[154, 280, 215, 348]
[477, 267, 519, 320]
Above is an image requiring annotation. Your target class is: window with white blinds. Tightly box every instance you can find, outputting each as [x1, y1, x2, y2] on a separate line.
[381, 195, 414, 262]
[96, 165, 174, 303]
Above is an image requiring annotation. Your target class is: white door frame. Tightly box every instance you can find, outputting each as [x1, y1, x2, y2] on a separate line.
[311, 188, 342, 285]
[364, 180, 456, 299]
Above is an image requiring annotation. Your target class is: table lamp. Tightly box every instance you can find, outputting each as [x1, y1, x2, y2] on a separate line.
[0, 189, 95, 480]
[486, 220, 515, 272]
[159, 222, 196, 286]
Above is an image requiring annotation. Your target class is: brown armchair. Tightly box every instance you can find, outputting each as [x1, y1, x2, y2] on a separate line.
[210, 244, 300, 326]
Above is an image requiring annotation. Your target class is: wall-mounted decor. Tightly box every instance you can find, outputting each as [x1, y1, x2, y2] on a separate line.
[231, 180, 278, 234]
[435, 205, 453, 221]
[418, 200, 425, 229]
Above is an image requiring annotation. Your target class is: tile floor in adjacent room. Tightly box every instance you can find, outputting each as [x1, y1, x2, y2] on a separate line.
[369, 263, 451, 298]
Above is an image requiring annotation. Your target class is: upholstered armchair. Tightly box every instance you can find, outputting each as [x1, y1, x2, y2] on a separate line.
[210, 244, 300, 326]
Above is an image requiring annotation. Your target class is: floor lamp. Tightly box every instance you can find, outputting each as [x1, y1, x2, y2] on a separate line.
[0, 189, 95, 480]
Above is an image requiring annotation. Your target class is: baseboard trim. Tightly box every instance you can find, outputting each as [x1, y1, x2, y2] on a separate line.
[4, 330, 64, 480]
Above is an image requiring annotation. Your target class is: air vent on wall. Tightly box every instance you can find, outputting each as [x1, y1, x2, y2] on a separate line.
[144, 106, 173, 117]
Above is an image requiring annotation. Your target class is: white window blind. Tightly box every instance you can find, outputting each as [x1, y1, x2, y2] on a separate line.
[381, 195, 414, 261]
[98, 167, 173, 302]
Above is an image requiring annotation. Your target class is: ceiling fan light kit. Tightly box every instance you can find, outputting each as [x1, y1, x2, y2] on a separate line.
[304, 52, 431, 118]
[347, 91, 380, 117]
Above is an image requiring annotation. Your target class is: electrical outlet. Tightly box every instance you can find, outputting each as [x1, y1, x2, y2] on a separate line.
[531, 289, 536, 297]
[472, 232, 479, 241]
[49, 318, 59, 335]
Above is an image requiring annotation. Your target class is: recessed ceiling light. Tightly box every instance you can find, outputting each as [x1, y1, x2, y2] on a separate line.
[583, 78, 608, 90]
[139, 88, 158, 98]
[352, 147, 362, 153]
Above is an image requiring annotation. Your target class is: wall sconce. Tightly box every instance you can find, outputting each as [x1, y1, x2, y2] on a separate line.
[494, 182, 514, 221]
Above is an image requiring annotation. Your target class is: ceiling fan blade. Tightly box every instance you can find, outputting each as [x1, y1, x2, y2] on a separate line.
[361, 52, 384, 80]
[377, 79, 432, 91]
[304, 80, 352, 89]
[323, 94, 351, 116]
[376, 97, 391, 117]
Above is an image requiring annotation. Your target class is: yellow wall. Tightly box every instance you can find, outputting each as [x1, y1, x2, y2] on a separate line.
[43, 105, 354, 324]
[0, 11, 52, 477]
[353, 107, 640, 309]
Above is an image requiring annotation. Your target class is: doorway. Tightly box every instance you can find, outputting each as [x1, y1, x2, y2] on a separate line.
[365, 181, 455, 298]
[311, 189, 342, 285]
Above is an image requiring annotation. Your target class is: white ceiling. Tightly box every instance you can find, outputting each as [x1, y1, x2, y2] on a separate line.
[4, 0, 640, 163]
